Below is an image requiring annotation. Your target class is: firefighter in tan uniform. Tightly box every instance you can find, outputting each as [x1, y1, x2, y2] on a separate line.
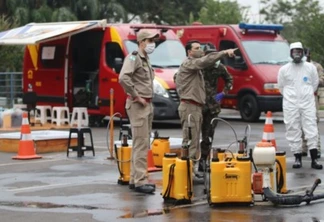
[119, 29, 159, 194]
[302, 48, 324, 158]
[175, 40, 236, 177]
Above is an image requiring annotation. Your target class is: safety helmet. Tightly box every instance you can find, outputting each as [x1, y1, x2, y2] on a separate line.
[290, 42, 304, 63]
[203, 43, 217, 55]
[290, 42, 303, 50]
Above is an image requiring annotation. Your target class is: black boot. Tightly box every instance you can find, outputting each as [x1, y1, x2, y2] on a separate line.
[310, 149, 323, 170]
[198, 158, 205, 172]
[292, 153, 302, 169]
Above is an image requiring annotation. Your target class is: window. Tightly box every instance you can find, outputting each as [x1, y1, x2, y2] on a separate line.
[219, 40, 244, 68]
[105, 42, 124, 73]
[40, 45, 65, 68]
[242, 41, 289, 65]
[124, 40, 186, 68]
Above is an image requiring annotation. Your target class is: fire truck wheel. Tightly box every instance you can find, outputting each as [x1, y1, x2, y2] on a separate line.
[239, 94, 261, 122]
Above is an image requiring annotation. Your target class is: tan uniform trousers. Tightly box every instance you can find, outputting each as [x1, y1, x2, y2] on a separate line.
[126, 99, 153, 187]
[302, 95, 321, 152]
[178, 101, 203, 161]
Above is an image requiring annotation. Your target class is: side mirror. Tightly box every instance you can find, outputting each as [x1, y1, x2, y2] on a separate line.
[114, 58, 123, 74]
[234, 55, 248, 70]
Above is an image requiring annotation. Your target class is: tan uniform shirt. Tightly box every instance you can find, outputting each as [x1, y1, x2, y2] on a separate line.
[312, 61, 324, 87]
[175, 51, 226, 104]
[119, 50, 154, 98]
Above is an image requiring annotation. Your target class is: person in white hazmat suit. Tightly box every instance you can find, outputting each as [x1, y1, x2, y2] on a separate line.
[278, 42, 322, 170]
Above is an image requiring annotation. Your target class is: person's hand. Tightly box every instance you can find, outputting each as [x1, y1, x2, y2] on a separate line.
[214, 92, 225, 102]
[224, 48, 238, 57]
[133, 96, 147, 106]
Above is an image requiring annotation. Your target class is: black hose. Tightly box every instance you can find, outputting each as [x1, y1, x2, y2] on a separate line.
[187, 158, 192, 200]
[264, 178, 324, 206]
[263, 187, 303, 205]
[275, 159, 284, 193]
[163, 163, 175, 199]
[249, 148, 258, 173]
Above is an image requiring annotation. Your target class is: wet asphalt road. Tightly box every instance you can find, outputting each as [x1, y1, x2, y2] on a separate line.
[1, 111, 324, 222]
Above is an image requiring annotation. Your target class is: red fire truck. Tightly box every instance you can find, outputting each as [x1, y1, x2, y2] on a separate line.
[172, 23, 289, 121]
[0, 20, 185, 124]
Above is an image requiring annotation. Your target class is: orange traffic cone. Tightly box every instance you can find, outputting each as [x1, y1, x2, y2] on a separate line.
[262, 111, 277, 150]
[12, 112, 42, 160]
[147, 149, 161, 172]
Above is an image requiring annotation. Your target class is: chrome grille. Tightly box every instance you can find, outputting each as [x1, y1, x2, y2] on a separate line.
[168, 89, 179, 102]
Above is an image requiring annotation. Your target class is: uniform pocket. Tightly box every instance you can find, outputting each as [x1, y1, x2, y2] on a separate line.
[132, 118, 144, 127]
[178, 103, 187, 111]
[189, 104, 200, 112]
[125, 99, 132, 110]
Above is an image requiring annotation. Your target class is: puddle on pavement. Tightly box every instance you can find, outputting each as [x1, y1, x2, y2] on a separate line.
[0, 201, 98, 210]
[2, 200, 324, 221]
[118, 209, 168, 218]
[0, 200, 169, 219]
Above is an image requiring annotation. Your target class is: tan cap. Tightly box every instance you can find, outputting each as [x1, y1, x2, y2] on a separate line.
[137, 29, 159, 42]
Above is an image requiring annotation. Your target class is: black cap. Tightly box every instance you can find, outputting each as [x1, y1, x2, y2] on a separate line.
[203, 43, 217, 54]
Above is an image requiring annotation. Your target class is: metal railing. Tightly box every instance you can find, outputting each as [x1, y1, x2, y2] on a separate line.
[0, 72, 23, 108]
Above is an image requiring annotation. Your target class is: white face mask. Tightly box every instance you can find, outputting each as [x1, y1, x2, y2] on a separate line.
[144, 43, 155, 54]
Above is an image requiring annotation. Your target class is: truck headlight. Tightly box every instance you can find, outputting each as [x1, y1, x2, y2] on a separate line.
[264, 83, 280, 93]
[153, 79, 169, 98]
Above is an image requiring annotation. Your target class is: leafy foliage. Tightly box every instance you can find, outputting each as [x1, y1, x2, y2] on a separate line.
[197, 0, 243, 24]
[0, 15, 23, 71]
[118, 0, 205, 24]
[260, 0, 324, 64]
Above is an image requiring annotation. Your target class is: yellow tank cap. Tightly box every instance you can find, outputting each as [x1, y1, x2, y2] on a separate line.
[164, 153, 177, 158]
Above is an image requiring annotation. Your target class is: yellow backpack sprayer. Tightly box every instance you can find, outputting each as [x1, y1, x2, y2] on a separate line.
[204, 118, 253, 206]
[151, 131, 170, 168]
[161, 142, 193, 204]
[162, 115, 194, 205]
[115, 132, 132, 185]
[107, 114, 132, 185]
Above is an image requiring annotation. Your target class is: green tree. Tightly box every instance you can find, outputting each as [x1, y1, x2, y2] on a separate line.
[118, 0, 205, 24]
[97, 0, 127, 22]
[52, 7, 77, 21]
[197, 0, 245, 24]
[74, 0, 99, 20]
[0, 15, 24, 71]
[6, 0, 52, 24]
[260, 0, 324, 64]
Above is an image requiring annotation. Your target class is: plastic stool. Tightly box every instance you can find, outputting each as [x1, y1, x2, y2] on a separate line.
[52, 106, 70, 126]
[67, 127, 95, 157]
[35, 105, 52, 125]
[70, 107, 89, 128]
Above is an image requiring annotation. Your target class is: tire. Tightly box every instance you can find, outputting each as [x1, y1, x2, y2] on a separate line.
[239, 94, 261, 122]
